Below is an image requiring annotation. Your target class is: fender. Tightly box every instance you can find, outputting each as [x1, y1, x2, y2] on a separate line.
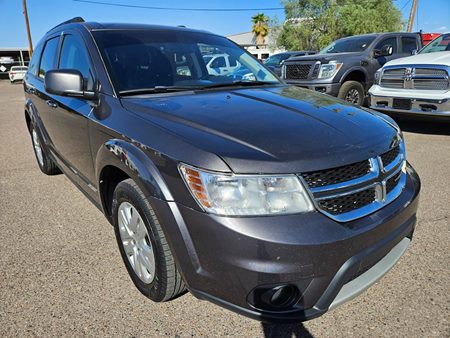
[337, 66, 370, 86]
[95, 138, 174, 203]
[24, 99, 53, 153]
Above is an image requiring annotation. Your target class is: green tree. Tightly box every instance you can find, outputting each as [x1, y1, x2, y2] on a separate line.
[252, 13, 270, 46]
[276, 0, 402, 51]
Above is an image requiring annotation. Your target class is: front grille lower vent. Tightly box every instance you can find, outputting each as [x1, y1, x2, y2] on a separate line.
[318, 188, 376, 215]
[301, 160, 371, 188]
[386, 170, 402, 194]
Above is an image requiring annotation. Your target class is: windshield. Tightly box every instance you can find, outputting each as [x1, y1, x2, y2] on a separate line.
[420, 33, 450, 54]
[320, 36, 376, 54]
[93, 30, 279, 94]
[264, 54, 290, 66]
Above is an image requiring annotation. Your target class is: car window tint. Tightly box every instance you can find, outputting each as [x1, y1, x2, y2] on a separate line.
[375, 37, 397, 54]
[27, 43, 43, 76]
[228, 55, 238, 67]
[59, 34, 94, 91]
[211, 56, 226, 68]
[38, 37, 59, 78]
[401, 37, 417, 53]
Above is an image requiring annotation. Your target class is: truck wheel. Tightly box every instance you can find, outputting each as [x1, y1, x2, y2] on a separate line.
[112, 178, 186, 302]
[30, 125, 61, 175]
[338, 81, 365, 105]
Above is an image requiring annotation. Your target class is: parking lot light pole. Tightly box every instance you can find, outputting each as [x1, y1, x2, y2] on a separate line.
[22, 0, 33, 57]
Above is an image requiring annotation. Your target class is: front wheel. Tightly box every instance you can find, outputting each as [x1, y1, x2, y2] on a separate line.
[112, 178, 186, 302]
[338, 81, 365, 106]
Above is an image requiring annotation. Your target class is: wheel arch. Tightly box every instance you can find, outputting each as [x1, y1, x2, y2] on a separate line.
[95, 139, 174, 221]
[339, 67, 369, 90]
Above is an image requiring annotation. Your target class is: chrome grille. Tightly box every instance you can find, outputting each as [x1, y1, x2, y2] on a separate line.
[380, 65, 450, 90]
[380, 78, 404, 89]
[285, 63, 312, 80]
[301, 142, 406, 222]
[414, 79, 449, 90]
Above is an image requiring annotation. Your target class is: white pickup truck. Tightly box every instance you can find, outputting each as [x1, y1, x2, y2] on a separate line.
[369, 33, 450, 119]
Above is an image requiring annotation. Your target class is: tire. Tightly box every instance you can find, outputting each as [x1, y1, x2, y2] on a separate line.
[30, 124, 61, 175]
[338, 80, 365, 106]
[112, 178, 186, 302]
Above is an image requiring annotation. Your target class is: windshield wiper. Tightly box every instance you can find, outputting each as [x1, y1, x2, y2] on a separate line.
[201, 80, 278, 89]
[119, 86, 201, 96]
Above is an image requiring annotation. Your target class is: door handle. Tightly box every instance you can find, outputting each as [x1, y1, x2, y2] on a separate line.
[46, 100, 57, 109]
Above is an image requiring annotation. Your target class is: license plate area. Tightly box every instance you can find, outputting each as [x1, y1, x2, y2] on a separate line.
[393, 98, 412, 110]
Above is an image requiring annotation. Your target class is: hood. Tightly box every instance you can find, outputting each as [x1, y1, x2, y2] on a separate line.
[121, 86, 398, 174]
[286, 52, 364, 64]
[384, 51, 450, 67]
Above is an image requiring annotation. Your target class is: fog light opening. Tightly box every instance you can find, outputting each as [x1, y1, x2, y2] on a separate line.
[250, 284, 300, 311]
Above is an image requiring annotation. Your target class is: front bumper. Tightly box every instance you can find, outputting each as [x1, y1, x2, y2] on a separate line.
[369, 87, 450, 118]
[150, 164, 420, 323]
[285, 80, 341, 96]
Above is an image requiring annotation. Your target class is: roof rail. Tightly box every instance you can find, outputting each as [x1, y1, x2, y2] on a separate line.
[48, 17, 85, 32]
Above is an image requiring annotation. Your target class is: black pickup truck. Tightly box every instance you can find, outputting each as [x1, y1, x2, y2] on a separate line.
[282, 32, 422, 105]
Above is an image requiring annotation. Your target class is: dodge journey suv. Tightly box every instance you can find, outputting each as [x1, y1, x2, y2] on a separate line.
[23, 18, 420, 322]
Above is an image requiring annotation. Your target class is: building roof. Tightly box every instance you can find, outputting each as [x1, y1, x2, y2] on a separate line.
[226, 31, 275, 47]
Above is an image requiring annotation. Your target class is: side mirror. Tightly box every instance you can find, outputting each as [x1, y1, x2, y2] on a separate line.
[410, 49, 418, 55]
[44, 69, 96, 99]
[374, 45, 393, 57]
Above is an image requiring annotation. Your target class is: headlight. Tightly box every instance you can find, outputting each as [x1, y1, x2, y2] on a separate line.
[179, 164, 314, 216]
[374, 69, 382, 85]
[318, 62, 343, 79]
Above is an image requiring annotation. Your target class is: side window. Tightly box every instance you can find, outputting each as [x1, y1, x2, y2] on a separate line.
[28, 42, 44, 76]
[39, 37, 60, 78]
[211, 56, 226, 68]
[375, 37, 397, 54]
[59, 34, 94, 91]
[401, 37, 417, 54]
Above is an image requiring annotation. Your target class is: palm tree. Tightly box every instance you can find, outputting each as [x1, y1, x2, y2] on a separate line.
[251, 13, 269, 46]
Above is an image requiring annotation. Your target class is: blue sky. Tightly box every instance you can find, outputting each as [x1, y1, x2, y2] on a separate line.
[1, 0, 449, 47]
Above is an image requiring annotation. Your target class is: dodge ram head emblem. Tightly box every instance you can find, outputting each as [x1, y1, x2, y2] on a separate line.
[403, 67, 414, 88]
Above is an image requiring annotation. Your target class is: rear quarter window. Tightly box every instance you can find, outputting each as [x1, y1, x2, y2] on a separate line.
[27, 43, 44, 76]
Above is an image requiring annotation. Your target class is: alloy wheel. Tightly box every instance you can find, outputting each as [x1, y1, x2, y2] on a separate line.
[118, 201, 156, 284]
[32, 129, 44, 167]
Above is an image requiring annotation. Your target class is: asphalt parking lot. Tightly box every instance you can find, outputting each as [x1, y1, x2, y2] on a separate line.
[0, 80, 449, 337]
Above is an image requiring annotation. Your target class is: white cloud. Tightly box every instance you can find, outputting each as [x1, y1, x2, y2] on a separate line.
[437, 26, 448, 32]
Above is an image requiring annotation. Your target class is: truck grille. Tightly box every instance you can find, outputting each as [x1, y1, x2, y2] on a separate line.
[380, 66, 450, 90]
[285, 63, 312, 80]
[301, 144, 406, 222]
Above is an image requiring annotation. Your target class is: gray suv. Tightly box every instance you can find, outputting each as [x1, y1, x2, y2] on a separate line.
[24, 18, 420, 323]
[283, 33, 422, 105]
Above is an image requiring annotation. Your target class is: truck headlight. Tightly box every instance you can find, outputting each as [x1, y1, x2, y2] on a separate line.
[318, 62, 343, 79]
[179, 164, 314, 216]
[374, 69, 382, 85]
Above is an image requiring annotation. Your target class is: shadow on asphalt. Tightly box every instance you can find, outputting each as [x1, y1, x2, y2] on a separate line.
[261, 322, 314, 338]
[395, 118, 450, 136]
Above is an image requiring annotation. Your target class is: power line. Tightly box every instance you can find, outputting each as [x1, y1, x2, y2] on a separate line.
[73, 0, 286, 12]
[400, 0, 412, 12]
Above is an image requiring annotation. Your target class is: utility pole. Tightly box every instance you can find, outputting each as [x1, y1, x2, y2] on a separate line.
[407, 0, 418, 32]
[22, 0, 33, 57]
